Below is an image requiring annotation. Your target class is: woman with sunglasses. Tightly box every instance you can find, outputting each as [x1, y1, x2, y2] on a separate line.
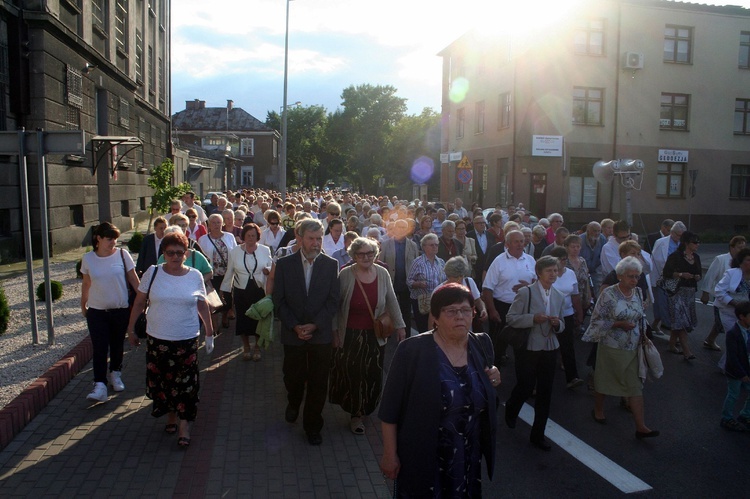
[662, 231, 703, 360]
[330, 237, 406, 435]
[221, 223, 274, 361]
[127, 231, 213, 449]
[184, 208, 207, 242]
[259, 209, 285, 254]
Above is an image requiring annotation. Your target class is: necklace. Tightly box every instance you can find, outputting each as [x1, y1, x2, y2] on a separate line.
[617, 284, 633, 298]
[435, 329, 467, 368]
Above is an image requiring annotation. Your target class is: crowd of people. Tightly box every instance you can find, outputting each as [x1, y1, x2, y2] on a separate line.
[77, 187, 750, 495]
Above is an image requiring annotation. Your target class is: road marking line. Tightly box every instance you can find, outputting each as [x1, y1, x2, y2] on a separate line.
[519, 404, 653, 494]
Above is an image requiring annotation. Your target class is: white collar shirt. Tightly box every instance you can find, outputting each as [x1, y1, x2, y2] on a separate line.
[482, 250, 536, 303]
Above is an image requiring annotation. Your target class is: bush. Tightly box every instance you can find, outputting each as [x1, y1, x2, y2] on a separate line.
[36, 281, 63, 302]
[128, 232, 144, 254]
[75, 259, 83, 279]
[0, 287, 9, 335]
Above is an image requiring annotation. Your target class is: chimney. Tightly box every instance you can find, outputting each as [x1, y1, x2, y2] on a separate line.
[186, 98, 204, 110]
[227, 99, 234, 111]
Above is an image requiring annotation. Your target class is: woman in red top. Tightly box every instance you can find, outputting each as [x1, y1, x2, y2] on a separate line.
[184, 208, 207, 242]
[330, 237, 406, 435]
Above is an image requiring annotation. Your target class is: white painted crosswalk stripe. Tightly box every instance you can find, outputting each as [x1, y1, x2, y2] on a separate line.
[519, 404, 653, 494]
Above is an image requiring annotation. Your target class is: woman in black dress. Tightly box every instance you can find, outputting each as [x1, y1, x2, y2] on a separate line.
[663, 231, 702, 360]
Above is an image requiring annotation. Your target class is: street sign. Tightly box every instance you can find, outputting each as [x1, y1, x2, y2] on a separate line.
[457, 155, 471, 169]
[457, 169, 472, 184]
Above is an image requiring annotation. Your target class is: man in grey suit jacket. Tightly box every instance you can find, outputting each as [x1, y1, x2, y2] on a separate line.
[273, 219, 340, 446]
[380, 219, 418, 334]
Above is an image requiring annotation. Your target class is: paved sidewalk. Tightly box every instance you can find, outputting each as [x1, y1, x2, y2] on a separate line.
[0, 328, 390, 498]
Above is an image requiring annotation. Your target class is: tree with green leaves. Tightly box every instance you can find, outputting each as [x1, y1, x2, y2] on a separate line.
[386, 107, 441, 198]
[266, 105, 328, 189]
[146, 158, 191, 231]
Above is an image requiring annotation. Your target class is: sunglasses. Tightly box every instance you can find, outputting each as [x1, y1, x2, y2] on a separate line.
[165, 250, 185, 257]
[269, 221, 279, 226]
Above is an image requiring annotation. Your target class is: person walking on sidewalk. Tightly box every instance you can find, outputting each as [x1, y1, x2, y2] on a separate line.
[80, 222, 140, 402]
[127, 231, 214, 449]
[273, 218, 340, 446]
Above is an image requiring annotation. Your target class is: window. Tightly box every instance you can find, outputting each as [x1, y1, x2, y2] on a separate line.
[66, 65, 83, 109]
[475, 101, 485, 134]
[735, 99, 750, 135]
[92, 0, 106, 33]
[730, 165, 750, 199]
[115, 0, 128, 53]
[660, 93, 689, 131]
[70, 205, 84, 227]
[741, 32, 750, 68]
[158, 57, 164, 107]
[241, 166, 254, 187]
[656, 163, 685, 198]
[148, 45, 154, 100]
[498, 92, 511, 129]
[456, 108, 465, 138]
[574, 18, 605, 56]
[240, 138, 254, 156]
[66, 106, 81, 130]
[119, 98, 130, 128]
[139, 117, 148, 142]
[120, 200, 130, 217]
[497, 158, 509, 206]
[664, 25, 692, 63]
[572, 87, 603, 125]
[568, 157, 599, 209]
[135, 28, 143, 82]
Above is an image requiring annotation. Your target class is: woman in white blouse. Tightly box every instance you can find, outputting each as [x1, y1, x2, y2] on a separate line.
[127, 231, 213, 448]
[199, 214, 237, 330]
[221, 223, 274, 361]
[259, 209, 285, 254]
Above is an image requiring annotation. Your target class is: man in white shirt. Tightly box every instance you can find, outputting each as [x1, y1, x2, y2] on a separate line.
[453, 197, 469, 220]
[600, 220, 632, 275]
[482, 230, 536, 362]
[181, 191, 207, 225]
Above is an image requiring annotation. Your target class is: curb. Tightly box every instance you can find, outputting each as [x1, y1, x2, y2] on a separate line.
[0, 336, 93, 451]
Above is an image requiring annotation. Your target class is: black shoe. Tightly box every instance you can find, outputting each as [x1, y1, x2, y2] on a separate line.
[635, 430, 660, 439]
[285, 405, 299, 423]
[505, 415, 517, 429]
[530, 438, 552, 451]
[592, 409, 607, 425]
[307, 432, 322, 445]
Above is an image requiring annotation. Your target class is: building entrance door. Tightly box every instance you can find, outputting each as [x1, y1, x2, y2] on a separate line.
[530, 174, 547, 216]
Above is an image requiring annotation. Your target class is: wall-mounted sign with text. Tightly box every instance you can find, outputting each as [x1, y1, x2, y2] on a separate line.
[532, 135, 563, 157]
[658, 149, 688, 163]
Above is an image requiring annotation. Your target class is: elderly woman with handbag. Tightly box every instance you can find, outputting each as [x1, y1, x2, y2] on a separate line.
[330, 237, 406, 435]
[221, 223, 274, 361]
[582, 256, 659, 439]
[127, 231, 214, 449]
[504, 256, 566, 451]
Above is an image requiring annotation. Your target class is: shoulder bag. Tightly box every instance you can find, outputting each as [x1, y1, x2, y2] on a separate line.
[134, 265, 159, 339]
[638, 314, 664, 380]
[499, 286, 531, 350]
[355, 274, 395, 340]
[655, 276, 679, 296]
[120, 249, 136, 308]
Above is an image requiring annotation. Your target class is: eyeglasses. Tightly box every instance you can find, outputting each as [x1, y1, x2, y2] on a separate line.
[355, 251, 375, 259]
[165, 250, 186, 257]
[269, 221, 279, 226]
[441, 307, 475, 318]
[177, 223, 188, 229]
[331, 213, 341, 217]
[187, 215, 197, 219]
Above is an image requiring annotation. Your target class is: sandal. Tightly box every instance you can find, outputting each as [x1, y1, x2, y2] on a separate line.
[178, 437, 191, 448]
[164, 423, 178, 435]
[252, 347, 261, 362]
[350, 417, 365, 435]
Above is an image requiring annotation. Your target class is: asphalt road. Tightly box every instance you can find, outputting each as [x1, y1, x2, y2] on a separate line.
[477, 300, 747, 498]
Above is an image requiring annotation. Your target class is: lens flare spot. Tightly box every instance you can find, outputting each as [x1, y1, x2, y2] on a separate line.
[411, 156, 434, 184]
[449, 77, 469, 103]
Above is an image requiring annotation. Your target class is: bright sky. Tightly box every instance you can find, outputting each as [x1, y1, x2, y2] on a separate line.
[171, 0, 750, 120]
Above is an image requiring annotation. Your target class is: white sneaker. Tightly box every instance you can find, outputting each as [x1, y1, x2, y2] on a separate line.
[108, 371, 125, 392]
[86, 382, 108, 402]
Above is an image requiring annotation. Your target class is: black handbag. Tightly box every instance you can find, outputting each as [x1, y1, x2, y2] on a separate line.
[656, 276, 679, 296]
[134, 265, 159, 339]
[499, 286, 531, 350]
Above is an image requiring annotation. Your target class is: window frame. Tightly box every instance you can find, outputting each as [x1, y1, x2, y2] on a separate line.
[656, 163, 685, 198]
[735, 98, 750, 135]
[740, 31, 750, 69]
[660, 93, 690, 131]
[664, 25, 693, 64]
[568, 157, 599, 210]
[115, 0, 128, 55]
[475, 101, 485, 134]
[240, 138, 255, 156]
[456, 108, 465, 138]
[730, 165, 750, 199]
[498, 92, 511, 130]
[572, 86, 604, 126]
[573, 18, 605, 56]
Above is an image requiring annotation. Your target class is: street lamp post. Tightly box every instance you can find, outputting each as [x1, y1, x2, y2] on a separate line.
[280, 0, 292, 201]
